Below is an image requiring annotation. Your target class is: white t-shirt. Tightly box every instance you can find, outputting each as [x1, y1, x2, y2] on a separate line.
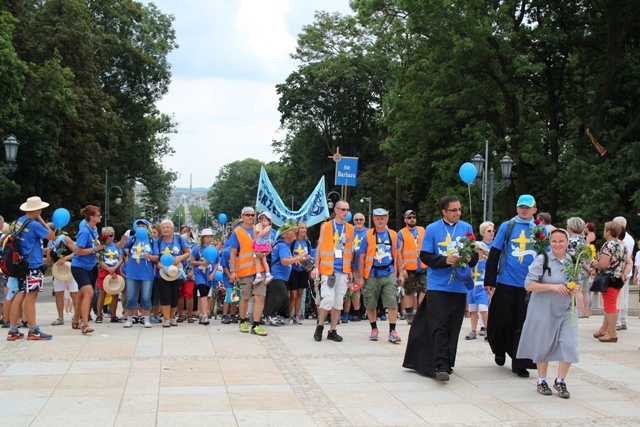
[622, 234, 634, 278]
[634, 251, 640, 281]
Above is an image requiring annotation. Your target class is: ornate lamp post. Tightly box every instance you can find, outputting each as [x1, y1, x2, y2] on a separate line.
[360, 196, 372, 228]
[471, 141, 514, 222]
[326, 191, 341, 209]
[1, 136, 20, 174]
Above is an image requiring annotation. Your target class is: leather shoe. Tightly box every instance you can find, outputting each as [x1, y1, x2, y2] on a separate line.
[494, 355, 506, 366]
[327, 329, 343, 342]
[435, 370, 450, 381]
[512, 368, 530, 378]
[314, 325, 324, 342]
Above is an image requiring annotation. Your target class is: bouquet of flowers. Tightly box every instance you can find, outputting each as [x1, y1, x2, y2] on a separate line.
[529, 219, 549, 255]
[94, 235, 110, 262]
[449, 232, 477, 284]
[563, 244, 594, 326]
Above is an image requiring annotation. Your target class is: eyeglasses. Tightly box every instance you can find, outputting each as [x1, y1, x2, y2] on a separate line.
[445, 208, 463, 213]
[335, 207, 349, 212]
[354, 218, 365, 221]
[486, 229, 495, 233]
[243, 214, 255, 217]
[106, 234, 114, 238]
[94, 214, 102, 217]
[406, 216, 416, 220]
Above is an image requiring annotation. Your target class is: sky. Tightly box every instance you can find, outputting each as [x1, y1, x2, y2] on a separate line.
[146, 0, 353, 188]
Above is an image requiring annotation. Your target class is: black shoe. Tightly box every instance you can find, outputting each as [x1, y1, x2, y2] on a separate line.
[314, 325, 324, 342]
[512, 368, 530, 378]
[327, 329, 343, 342]
[435, 369, 450, 381]
[221, 315, 231, 324]
[494, 354, 506, 366]
[351, 313, 361, 322]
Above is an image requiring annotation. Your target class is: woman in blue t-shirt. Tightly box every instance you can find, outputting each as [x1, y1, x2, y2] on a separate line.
[71, 205, 103, 334]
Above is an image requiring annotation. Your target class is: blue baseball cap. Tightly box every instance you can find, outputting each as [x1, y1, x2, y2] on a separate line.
[516, 195, 536, 207]
[373, 208, 389, 216]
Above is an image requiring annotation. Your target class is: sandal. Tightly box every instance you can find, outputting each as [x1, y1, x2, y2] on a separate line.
[71, 322, 81, 330]
[177, 314, 187, 323]
[95, 316, 103, 324]
[188, 316, 196, 324]
[163, 320, 171, 328]
[110, 316, 123, 323]
[81, 325, 94, 334]
[51, 318, 64, 326]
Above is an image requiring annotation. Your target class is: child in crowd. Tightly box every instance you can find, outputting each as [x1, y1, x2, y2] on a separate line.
[253, 211, 274, 285]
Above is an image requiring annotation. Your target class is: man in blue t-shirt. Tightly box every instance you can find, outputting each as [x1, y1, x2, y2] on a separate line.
[402, 195, 478, 381]
[6, 197, 56, 341]
[484, 194, 539, 378]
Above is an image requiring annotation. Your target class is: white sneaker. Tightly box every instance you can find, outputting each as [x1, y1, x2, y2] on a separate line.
[144, 319, 152, 328]
[264, 273, 274, 285]
[252, 275, 263, 285]
[123, 320, 132, 328]
[294, 315, 303, 325]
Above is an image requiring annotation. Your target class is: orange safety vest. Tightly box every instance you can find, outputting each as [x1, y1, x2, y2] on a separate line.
[233, 226, 260, 278]
[363, 228, 398, 279]
[317, 220, 353, 275]
[399, 227, 427, 271]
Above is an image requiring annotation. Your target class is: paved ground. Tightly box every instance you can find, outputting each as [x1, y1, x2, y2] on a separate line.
[1, 284, 640, 426]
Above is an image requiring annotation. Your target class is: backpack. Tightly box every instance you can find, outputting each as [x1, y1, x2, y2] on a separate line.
[0, 219, 34, 277]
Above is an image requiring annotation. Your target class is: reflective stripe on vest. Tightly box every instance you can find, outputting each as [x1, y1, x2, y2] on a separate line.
[363, 228, 398, 279]
[399, 227, 426, 271]
[318, 222, 353, 275]
[234, 227, 257, 278]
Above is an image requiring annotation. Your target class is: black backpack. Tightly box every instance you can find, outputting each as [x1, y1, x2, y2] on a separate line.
[0, 219, 34, 277]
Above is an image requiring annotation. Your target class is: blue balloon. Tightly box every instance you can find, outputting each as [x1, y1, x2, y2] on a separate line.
[218, 213, 227, 224]
[160, 253, 174, 267]
[203, 246, 218, 263]
[214, 270, 223, 282]
[52, 208, 71, 229]
[135, 227, 148, 241]
[346, 212, 353, 222]
[459, 162, 478, 185]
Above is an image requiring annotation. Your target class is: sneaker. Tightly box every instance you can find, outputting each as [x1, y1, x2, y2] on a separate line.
[27, 327, 52, 340]
[435, 369, 450, 381]
[379, 314, 387, 321]
[327, 329, 343, 342]
[202, 316, 210, 325]
[388, 331, 401, 343]
[251, 325, 268, 336]
[399, 312, 406, 320]
[149, 315, 161, 324]
[537, 380, 552, 396]
[479, 327, 486, 336]
[340, 313, 349, 324]
[7, 330, 25, 341]
[144, 318, 152, 328]
[465, 331, 477, 340]
[314, 325, 324, 341]
[406, 312, 414, 325]
[351, 313, 361, 322]
[1, 321, 10, 329]
[221, 315, 231, 324]
[252, 275, 263, 285]
[553, 379, 570, 398]
[370, 328, 379, 341]
[20, 320, 28, 328]
[123, 320, 132, 328]
[620, 324, 627, 330]
[264, 273, 274, 285]
[268, 316, 282, 326]
[231, 315, 239, 324]
[239, 321, 250, 333]
[293, 315, 302, 325]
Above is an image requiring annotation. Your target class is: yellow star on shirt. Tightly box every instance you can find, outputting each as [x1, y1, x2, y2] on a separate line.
[105, 248, 117, 262]
[353, 234, 363, 251]
[438, 232, 452, 253]
[512, 230, 530, 263]
[333, 229, 341, 248]
[472, 265, 482, 282]
[161, 246, 173, 256]
[134, 242, 143, 263]
[293, 244, 306, 256]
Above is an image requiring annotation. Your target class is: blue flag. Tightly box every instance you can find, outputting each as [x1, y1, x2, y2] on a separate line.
[255, 167, 330, 228]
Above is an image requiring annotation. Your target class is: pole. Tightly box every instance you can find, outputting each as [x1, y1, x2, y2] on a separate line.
[488, 168, 495, 222]
[483, 140, 488, 222]
[291, 195, 294, 210]
[367, 198, 372, 229]
[104, 169, 109, 227]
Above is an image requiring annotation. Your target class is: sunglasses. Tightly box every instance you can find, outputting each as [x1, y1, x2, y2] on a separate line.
[335, 207, 349, 212]
[106, 234, 114, 238]
[243, 213, 255, 217]
[354, 218, 365, 221]
[406, 216, 416, 220]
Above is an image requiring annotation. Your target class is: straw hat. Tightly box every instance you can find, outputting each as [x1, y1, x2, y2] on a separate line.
[103, 274, 125, 295]
[20, 196, 50, 212]
[159, 265, 180, 281]
[51, 261, 72, 281]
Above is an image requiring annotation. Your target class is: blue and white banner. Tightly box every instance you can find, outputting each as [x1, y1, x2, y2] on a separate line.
[256, 167, 330, 228]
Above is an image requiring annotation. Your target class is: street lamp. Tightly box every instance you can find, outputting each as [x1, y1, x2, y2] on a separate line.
[1, 136, 20, 174]
[471, 141, 514, 222]
[326, 191, 341, 209]
[105, 186, 123, 227]
[360, 196, 372, 228]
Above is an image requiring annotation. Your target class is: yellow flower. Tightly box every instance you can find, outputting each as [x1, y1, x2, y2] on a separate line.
[567, 281, 576, 289]
[589, 244, 596, 259]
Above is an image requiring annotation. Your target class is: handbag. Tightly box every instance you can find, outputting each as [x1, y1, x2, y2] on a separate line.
[591, 271, 610, 293]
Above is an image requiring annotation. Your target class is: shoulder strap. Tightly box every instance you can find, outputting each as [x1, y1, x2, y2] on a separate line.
[541, 252, 551, 277]
[12, 218, 33, 238]
[497, 219, 516, 275]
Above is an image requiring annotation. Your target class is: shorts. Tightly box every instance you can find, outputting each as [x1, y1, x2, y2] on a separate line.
[318, 272, 348, 311]
[403, 271, 427, 296]
[239, 275, 266, 299]
[196, 283, 211, 298]
[53, 277, 79, 293]
[602, 287, 620, 314]
[468, 303, 488, 312]
[180, 279, 195, 299]
[362, 274, 398, 310]
[467, 285, 489, 306]
[71, 266, 94, 288]
[288, 269, 309, 291]
[18, 269, 45, 294]
[6, 277, 19, 300]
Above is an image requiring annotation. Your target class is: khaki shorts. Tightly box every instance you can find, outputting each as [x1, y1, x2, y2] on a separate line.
[239, 275, 266, 299]
[362, 274, 397, 309]
[403, 271, 427, 296]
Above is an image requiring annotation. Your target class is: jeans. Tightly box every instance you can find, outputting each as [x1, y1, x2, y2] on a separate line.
[125, 278, 153, 311]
